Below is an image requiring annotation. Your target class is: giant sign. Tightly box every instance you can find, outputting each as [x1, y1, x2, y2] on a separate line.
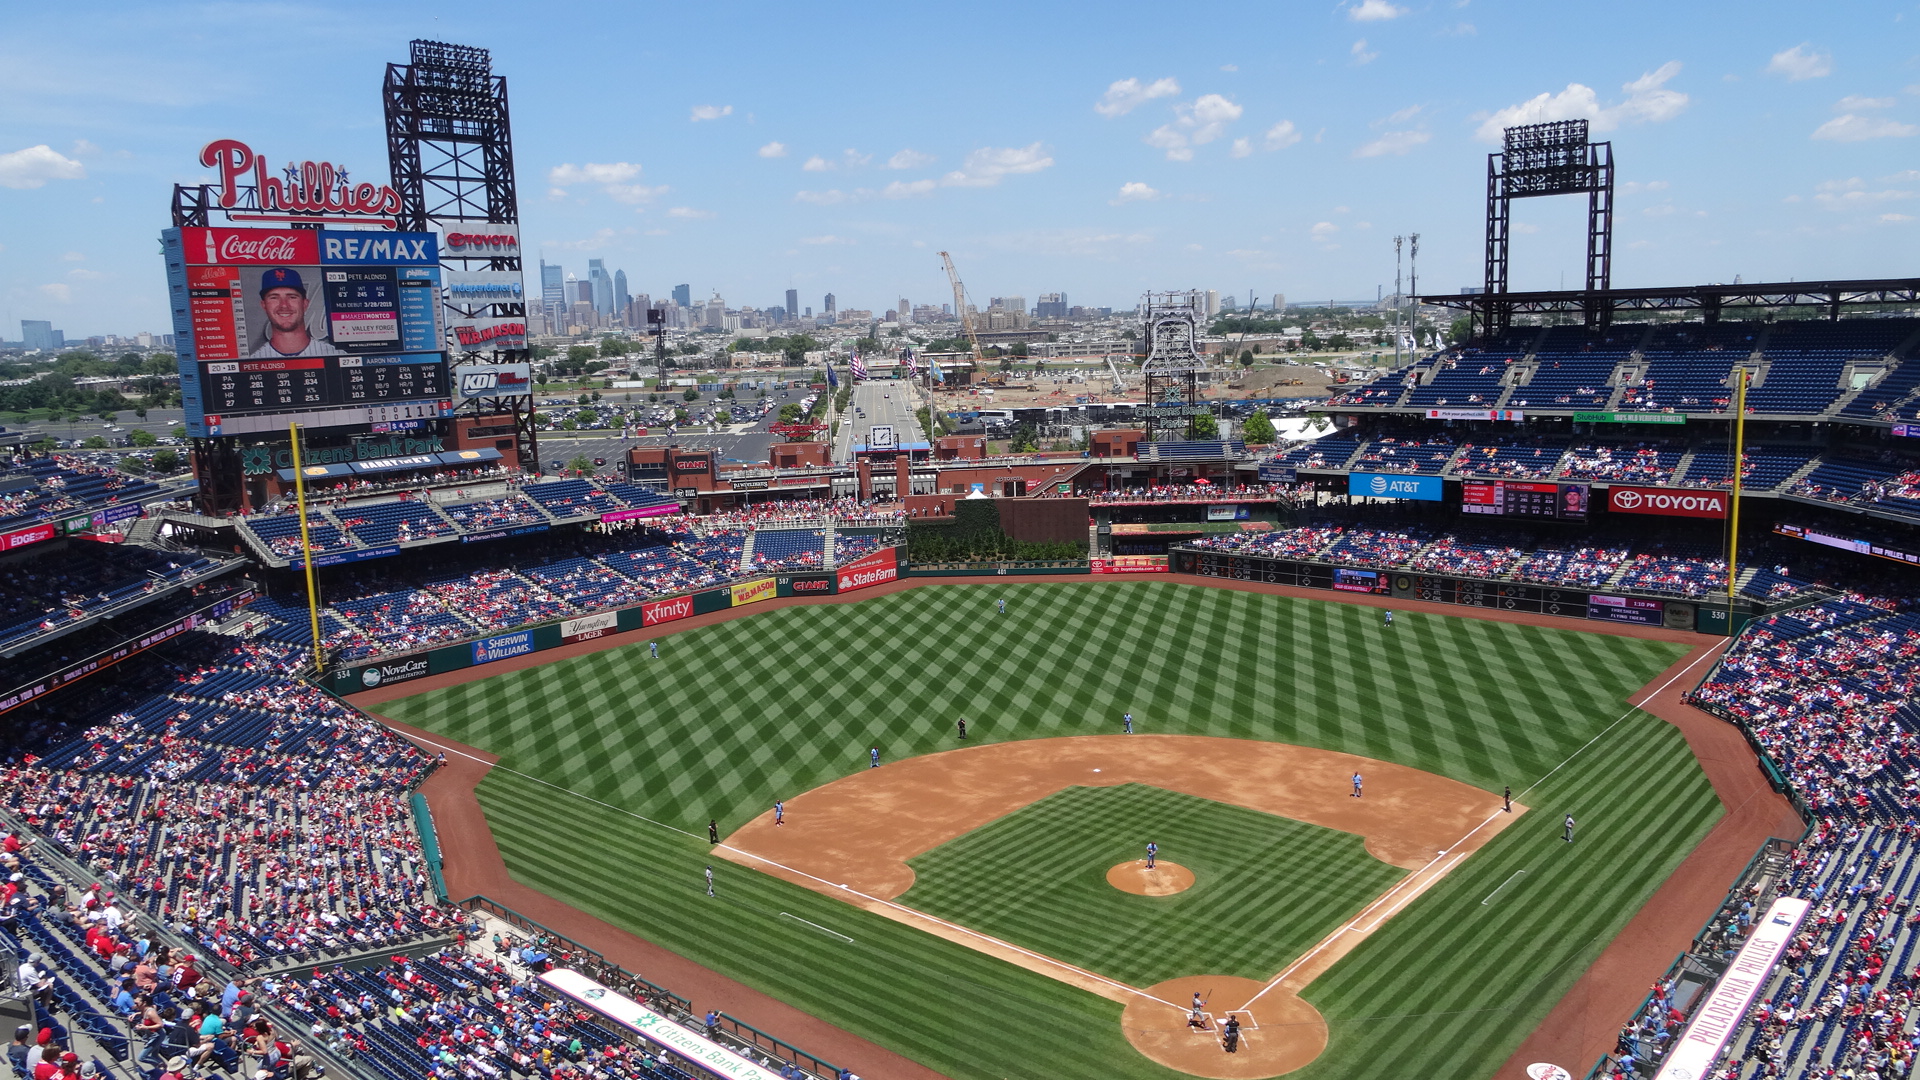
[1607, 485, 1728, 519]
[164, 225, 451, 437]
[835, 547, 898, 593]
[1348, 472, 1443, 501]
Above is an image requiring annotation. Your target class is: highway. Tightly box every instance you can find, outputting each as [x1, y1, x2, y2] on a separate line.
[834, 381, 926, 463]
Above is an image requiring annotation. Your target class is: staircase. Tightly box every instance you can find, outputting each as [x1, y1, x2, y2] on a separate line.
[1732, 566, 1760, 597]
[1601, 556, 1639, 591]
[739, 532, 758, 573]
[1668, 448, 1699, 485]
[823, 528, 837, 565]
[1779, 455, 1826, 492]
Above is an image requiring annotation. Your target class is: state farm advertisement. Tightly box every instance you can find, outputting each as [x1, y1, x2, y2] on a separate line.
[1607, 485, 1728, 519]
[835, 547, 898, 593]
[640, 594, 695, 627]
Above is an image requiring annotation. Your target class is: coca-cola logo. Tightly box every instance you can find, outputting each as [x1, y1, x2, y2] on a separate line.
[219, 233, 302, 263]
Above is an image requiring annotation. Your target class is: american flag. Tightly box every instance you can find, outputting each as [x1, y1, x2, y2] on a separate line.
[902, 349, 918, 377]
[850, 351, 869, 380]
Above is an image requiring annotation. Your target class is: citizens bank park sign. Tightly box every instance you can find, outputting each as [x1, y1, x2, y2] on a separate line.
[1607, 485, 1728, 519]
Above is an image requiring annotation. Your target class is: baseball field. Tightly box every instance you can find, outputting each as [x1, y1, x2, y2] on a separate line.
[377, 580, 1722, 1080]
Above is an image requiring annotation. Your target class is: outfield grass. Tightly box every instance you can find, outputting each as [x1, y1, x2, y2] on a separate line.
[380, 581, 1720, 1080]
[902, 783, 1404, 987]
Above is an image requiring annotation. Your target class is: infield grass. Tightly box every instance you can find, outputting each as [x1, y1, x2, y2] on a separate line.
[380, 581, 1721, 1080]
[902, 783, 1404, 987]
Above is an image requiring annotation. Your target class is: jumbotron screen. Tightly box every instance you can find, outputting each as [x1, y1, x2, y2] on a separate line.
[1460, 480, 1590, 521]
[162, 226, 452, 437]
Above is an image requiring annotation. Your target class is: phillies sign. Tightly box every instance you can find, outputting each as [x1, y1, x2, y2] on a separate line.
[200, 138, 403, 221]
[1608, 485, 1728, 519]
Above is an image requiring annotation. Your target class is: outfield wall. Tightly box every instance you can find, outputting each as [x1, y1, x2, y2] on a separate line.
[323, 547, 901, 694]
[1172, 547, 1760, 635]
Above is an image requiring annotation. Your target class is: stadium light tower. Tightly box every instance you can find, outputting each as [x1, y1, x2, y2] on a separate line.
[1483, 120, 1614, 334]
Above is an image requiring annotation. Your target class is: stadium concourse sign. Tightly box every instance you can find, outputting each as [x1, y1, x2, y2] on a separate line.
[1348, 472, 1443, 501]
[1574, 411, 1687, 424]
[1425, 408, 1523, 421]
[539, 969, 790, 1080]
[1655, 896, 1811, 1080]
[1607, 485, 1728, 519]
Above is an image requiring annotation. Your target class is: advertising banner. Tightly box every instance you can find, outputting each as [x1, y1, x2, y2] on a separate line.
[1587, 594, 1665, 625]
[776, 574, 835, 597]
[1333, 567, 1385, 593]
[730, 578, 777, 607]
[447, 318, 528, 351]
[1461, 480, 1589, 521]
[836, 547, 899, 593]
[442, 271, 526, 303]
[1573, 411, 1687, 425]
[461, 524, 549, 544]
[471, 630, 535, 665]
[1895, 423, 1917, 438]
[1257, 464, 1298, 483]
[1, 522, 59, 552]
[0, 588, 255, 716]
[640, 594, 696, 627]
[601, 504, 679, 523]
[540, 969, 785, 1080]
[438, 225, 521, 257]
[351, 656, 431, 691]
[1607, 485, 1728, 519]
[1091, 555, 1170, 574]
[290, 544, 400, 570]
[560, 612, 618, 644]
[1655, 897, 1810, 1080]
[1348, 472, 1444, 501]
[453, 363, 533, 399]
[1205, 505, 1248, 521]
[1775, 522, 1920, 567]
[1425, 409, 1523, 421]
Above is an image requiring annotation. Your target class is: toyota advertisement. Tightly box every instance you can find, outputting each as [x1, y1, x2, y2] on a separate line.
[1607, 485, 1728, 519]
[835, 547, 898, 593]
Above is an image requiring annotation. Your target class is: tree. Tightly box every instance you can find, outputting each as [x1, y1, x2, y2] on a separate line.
[1010, 342, 1029, 357]
[1009, 423, 1040, 453]
[82, 436, 107, 449]
[150, 449, 179, 472]
[677, 343, 701, 355]
[128, 428, 157, 447]
[1239, 349, 1255, 367]
[1191, 412, 1220, 439]
[560, 418, 578, 431]
[778, 403, 803, 424]
[168, 425, 186, 439]
[599, 336, 630, 358]
[567, 344, 597, 366]
[683, 388, 699, 402]
[567, 454, 593, 474]
[575, 409, 599, 427]
[1242, 410, 1276, 445]
[1447, 315, 1471, 344]
[673, 408, 690, 425]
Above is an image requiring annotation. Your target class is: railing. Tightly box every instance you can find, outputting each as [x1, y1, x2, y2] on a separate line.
[457, 894, 692, 1015]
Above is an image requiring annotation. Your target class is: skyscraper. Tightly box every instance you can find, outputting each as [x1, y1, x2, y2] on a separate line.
[672, 284, 691, 308]
[1036, 293, 1067, 318]
[897, 299, 910, 324]
[589, 259, 613, 317]
[540, 262, 565, 319]
[614, 270, 630, 317]
[785, 289, 798, 318]
[20, 320, 60, 352]
[824, 293, 836, 318]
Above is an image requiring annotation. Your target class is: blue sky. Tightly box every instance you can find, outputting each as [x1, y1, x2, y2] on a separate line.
[2, 1, 1917, 337]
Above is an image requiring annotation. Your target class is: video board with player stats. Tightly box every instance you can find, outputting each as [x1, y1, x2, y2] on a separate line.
[162, 226, 452, 437]
[1460, 480, 1590, 521]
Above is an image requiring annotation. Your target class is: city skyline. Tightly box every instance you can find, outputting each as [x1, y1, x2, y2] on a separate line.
[1, 1, 1916, 337]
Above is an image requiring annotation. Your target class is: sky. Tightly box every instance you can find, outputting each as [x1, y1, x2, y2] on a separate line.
[2, 1, 1918, 338]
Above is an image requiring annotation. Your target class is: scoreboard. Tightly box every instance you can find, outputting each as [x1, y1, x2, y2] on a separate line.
[1460, 479, 1590, 521]
[164, 226, 452, 437]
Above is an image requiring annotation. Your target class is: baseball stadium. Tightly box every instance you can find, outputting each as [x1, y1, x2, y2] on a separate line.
[0, 35, 1916, 1080]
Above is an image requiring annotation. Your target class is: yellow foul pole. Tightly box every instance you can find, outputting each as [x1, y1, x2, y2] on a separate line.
[1726, 369, 1748, 612]
[288, 423, 324, 673]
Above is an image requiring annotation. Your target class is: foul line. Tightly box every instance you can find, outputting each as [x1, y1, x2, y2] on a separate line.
[389, 727, 1181, 1011]
[1481, 870, 1527, 907]
[779, 912, 854, 943]
[1243, 642, 1725, 1011]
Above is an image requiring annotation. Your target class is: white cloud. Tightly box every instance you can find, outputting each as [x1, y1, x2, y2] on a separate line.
[689, 104, 733, 122]
[1351, 39, 1379, 65]
[882, 179, 936, 198]
[1621, 180, 1670, 194]
[61, 251, 84, 262]
[1311, 222, 1339, 239]
[1812, 177, 1915, 209]
[1642, 204, 1677, 217]
[1767, 44, 1832, 81]
[794, 189, 848, 205]
[667, 206, 714, 219]
[1145, 94, 1244, 160]
[543, 228, 620, 252]
[1813, 114, 1918, 142]
[70, 139, 99, 156]
[1883, 213, 1914, 222]
[1355, 130, 1431, 157]
[1383, 104, 1424, 125]
[67, 268, 104, 280]
[802, 156, 830, 172]
[1836, 95, 1896, 111]
[1473, 61, 1688, 141]
[800, 235, 852, 245]
[1510, 222, 1541, 234]
[546, 187, 568, 201]
[758, 142, 788, 158]
[548, 162, 641, 185]
[1111, 182, 1160, 204]
[1264, 121, 1302, 150]
[602, 183, 668, 204]
[37, 283, 70, 303]
[941, 143, 1054, 187]
[1095, 76, 1180, 118]
[1220, 64, 1238, 72]
[0, 144, 85, 189]
[886, 149, 935, 170]
[841, 149, 872, 168]
[1349, 0, 1407, 20]
[1230, 138, 1253, 158]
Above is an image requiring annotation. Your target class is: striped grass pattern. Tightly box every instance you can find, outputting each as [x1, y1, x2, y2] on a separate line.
[902, 783, 1405, 987]
[382, 581, 1718, 1080]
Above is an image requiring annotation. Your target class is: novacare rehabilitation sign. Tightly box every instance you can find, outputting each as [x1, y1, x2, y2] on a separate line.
[539, 969, 789, 1080]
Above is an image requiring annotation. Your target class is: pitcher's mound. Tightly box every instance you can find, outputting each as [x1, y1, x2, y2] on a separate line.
[1123, 975, 1328, 1078]
[1108, 859, 1196, 896]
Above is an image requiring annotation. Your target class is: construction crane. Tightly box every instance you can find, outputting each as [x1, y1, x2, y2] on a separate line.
[937, 251, 986, 364]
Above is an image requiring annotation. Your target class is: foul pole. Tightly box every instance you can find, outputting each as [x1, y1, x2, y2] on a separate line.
[288, 423, 325, 673]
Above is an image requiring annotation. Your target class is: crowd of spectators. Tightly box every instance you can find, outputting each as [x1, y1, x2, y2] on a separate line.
[1556, 444, 1682, 484]
[0, 546, 230, 649]
[1085, 483, 1286, 503]
[438, 499, 548, 534]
